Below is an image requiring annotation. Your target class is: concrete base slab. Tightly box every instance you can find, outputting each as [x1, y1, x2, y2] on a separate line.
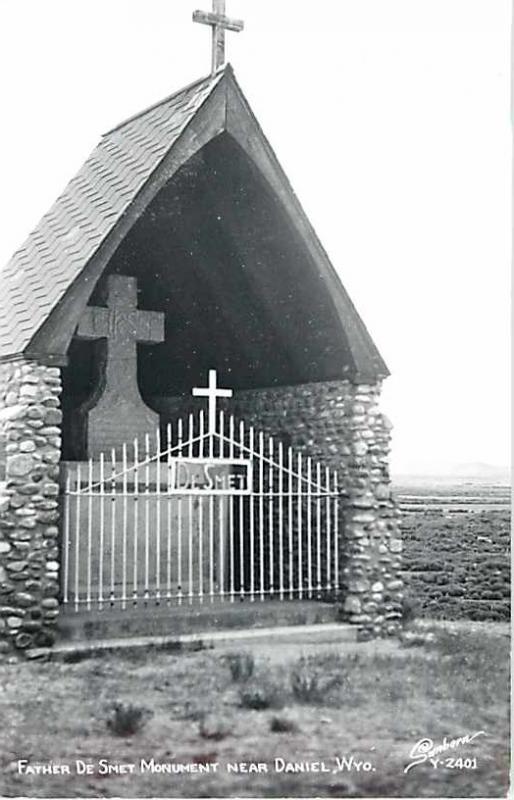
[57, 599, 341, 642]
[27, 622, 357, 662]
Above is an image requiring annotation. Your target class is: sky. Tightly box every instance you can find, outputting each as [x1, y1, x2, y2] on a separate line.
[0, 0, 510, 474]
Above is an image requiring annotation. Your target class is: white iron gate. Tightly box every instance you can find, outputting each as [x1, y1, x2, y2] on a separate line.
[61, 410, 341, 611]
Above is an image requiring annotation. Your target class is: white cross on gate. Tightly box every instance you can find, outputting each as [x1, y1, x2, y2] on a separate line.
[192, 369, 233, 434]
[193, 0, 244, 75]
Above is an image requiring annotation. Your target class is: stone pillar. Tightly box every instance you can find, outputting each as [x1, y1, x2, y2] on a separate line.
[339, 382, 403, 639]
[0, 359, 62, 658]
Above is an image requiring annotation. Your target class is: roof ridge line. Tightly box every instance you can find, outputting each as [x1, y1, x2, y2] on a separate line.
[102, 66, 228, 137]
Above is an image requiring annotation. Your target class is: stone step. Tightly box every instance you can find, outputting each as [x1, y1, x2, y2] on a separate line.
[29, 621, 357, 662]
[56, 599, 341, 643]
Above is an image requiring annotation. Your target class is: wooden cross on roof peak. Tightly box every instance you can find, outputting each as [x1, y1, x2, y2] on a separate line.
[193, 0, 244, 75]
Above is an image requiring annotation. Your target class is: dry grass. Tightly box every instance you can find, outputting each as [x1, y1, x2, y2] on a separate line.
[0, 621, 509, 798]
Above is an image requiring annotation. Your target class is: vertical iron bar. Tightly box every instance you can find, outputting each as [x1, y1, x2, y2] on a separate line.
[132, 438, 139, 605]
[62, 472, 71, 608]
[166, 422, 172, 604]
[239, 420, 245, 599]
[144, 433, 150, 602]
[249, 425, 255, 600]
[228, 416, 235, 602]
[155, 428, 161, 603]
[199, 409, 205, 456]
[268, 437, 274, 597]
[188, 489, 193, 604]
[228, 484, 234, 602]
[288, 447, 293, 599]
[188, 413, 194, 457]
[218, 493, 225, 600]
[326, 466, 332, 593]
[86, 457, 93, 611]
[110, 448, 116, 605]
[218, 411, 225, 600]
[278, 441, 284, 600]
[229, 415, 235, 458]
[297, 452, 303, 599]
[316, 462, 322, 596]
[307, 457, 313, 599]
[188, 413, 194, 604]
[208, 412, 215, 602]
[209, 480, 214, 603]
[198, 495, 204, 603]
[98, 452, 105, 610]
[177, 418, 184, 605]
[198, 411, 204, 603]
[258, 431, 264, 601]
[219, 410, 225, 457]
[122, 443, 128, 609]
[333, 471, 339, 594]
[74, 463, 81, 611]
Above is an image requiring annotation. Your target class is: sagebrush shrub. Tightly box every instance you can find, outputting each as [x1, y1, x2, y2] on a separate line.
[238, 679, 285, 710]
[106, 702, 152, 736]
[225, 652, 255, 682]
[290, 662, 325, 704]
[401, 593, 420, 627]
[269, 714, 299, 733]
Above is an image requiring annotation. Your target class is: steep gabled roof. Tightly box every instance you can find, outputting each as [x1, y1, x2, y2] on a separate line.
[0, 70, 224, 360]
[0, 65, 389, 381]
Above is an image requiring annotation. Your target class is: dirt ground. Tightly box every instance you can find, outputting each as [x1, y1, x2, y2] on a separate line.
[0, 620, 510, 798]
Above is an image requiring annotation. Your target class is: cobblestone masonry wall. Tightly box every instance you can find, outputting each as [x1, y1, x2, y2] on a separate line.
[154, 379, 403, 638]
[0, 359, 62, 659]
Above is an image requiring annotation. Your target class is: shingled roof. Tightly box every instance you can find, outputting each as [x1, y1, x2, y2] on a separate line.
[0, 70, 224, 360]
[0, 65, 389, 381]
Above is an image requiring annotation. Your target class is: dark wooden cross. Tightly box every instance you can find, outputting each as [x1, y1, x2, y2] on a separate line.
[193, 0, 244, 74]
[76, 274, 164, 457]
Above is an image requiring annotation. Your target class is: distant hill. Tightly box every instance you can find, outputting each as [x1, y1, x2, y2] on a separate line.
[449, 462, 511, 480]
[392, 462, 510, 486]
